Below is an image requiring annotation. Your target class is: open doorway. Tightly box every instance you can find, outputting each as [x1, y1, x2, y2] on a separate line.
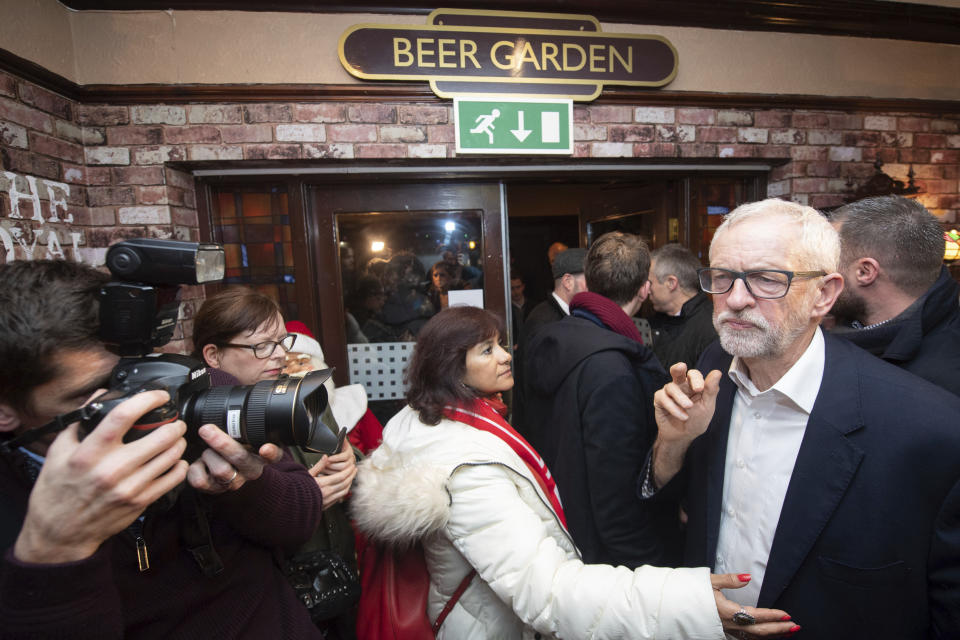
[506, 179, 680, 315]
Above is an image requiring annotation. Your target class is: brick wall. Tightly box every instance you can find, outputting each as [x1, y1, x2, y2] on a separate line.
[1, 67, 959, 260]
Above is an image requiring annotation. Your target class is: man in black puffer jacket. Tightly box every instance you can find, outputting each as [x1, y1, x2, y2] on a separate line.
[829, 195, 960, 397]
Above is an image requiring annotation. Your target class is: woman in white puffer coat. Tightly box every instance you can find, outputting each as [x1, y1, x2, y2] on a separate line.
[351, 306, 794, 640]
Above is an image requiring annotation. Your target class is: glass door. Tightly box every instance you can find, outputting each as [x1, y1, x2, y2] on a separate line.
[308, 182, 504, 406]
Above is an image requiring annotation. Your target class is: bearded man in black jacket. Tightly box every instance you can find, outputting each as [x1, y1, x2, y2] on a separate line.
[829, 195, 960, 397]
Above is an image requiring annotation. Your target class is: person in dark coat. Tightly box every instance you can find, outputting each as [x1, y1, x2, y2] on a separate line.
[648, 243, 718, 370]
[521, 248, 588, 342]
[0, 260, 325, 640]
[829, 195, 960, 396]
[524, 233, 674, 569]
[512, 248, 587, 437]
[643, 199, 960, 640]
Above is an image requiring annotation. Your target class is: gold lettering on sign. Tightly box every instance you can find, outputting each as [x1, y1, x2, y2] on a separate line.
[416, 37, 436, 67]
[541, 42, 561, 71]
[391, 35, 637, 75]
[460, 40, 480, 69]
[491, 40, 513, 70]
[393, 38, 413, 67]
[589, 44, 605, 73]
[610, 45, 633, 73]
[562, 43, 586, 71]
[438, 38, 457, 68]
[516, 41, 541, 71]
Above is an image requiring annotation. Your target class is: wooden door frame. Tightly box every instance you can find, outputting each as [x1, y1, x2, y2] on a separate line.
[194, 175, 322, 339]
[307, 181, 505, 386]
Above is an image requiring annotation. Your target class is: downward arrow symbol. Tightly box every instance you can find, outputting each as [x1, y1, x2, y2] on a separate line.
[511, 111, 532, 142]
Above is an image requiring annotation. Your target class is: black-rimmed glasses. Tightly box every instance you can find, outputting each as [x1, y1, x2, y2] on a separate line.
[219, 333, 297, 359]
[698, 267, 826, 299]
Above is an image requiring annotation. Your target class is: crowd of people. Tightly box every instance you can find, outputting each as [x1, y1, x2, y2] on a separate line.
[343, 248, 482, 344]
[1, 194, 959, 639]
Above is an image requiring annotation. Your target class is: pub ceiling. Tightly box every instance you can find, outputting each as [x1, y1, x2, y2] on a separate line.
[58, 0, 960, 44]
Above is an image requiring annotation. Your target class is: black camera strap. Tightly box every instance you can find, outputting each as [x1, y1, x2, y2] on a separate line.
[2, 406, 95, 451]
[179, 488, 224, 578]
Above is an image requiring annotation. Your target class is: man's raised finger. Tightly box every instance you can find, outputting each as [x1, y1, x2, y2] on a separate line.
[703, 369, 723, 397]
[685, 368, 706, 393]
[669, 361, 688, 384]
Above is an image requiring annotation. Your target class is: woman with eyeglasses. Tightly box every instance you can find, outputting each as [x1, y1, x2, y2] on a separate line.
[192, 287, 361, 639]
[193, 288, 299, 386]
[193, 287, 359, 506]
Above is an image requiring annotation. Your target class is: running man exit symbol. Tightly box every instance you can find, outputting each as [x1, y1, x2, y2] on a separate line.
[455, 98, 573, 155]
[470, 109, 500, 144]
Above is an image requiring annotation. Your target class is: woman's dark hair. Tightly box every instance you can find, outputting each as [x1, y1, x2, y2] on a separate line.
[405, 306, 504, 425]
[192, 286, 282, 358]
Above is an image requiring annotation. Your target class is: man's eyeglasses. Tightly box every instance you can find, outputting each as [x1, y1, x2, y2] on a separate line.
[698, 267, 826, 300]
[219, 333, 297, 359]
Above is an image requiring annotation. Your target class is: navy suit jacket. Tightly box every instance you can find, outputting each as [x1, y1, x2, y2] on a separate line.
[676, 333, 960, 639]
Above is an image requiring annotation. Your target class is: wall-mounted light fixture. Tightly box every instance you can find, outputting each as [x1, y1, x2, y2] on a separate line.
[371, 241, 385, 252]
[845, 160, 921, 202]
[945, 230, 960, 262]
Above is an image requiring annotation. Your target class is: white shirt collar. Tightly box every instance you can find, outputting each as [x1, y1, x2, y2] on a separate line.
[552, 291, 570, 315]
[727, 327, 825, 414]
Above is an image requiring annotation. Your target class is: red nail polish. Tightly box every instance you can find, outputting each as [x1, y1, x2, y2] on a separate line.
[737, 573, 751, 582]
[788, 625, 801, 634]
[781, 615, 792, 621]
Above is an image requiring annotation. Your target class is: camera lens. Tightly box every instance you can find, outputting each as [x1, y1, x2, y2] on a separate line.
[188, 370, 339, 454]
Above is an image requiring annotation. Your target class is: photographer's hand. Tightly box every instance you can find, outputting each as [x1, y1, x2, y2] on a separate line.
[308, 439, 358, 509]
[187, 424, 284, 494]
[14, 390, 189, 564]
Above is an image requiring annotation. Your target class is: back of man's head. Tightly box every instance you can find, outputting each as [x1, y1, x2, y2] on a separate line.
[831, 196, 943, 297]
[547, 241, 568, 265]
[0, 260, 107, 413]
[585, 231, 650, 305]
[651, 243, 701, 292]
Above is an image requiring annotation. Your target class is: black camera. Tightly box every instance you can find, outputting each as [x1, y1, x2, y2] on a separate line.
[47, 238, 343, 456]
[83, 355, 341, 456]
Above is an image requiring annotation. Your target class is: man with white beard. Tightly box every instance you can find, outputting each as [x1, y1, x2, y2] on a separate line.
[640, 198, 960, 640]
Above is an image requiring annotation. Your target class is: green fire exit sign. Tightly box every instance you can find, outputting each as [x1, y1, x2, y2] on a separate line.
[454, 98, 573, 155]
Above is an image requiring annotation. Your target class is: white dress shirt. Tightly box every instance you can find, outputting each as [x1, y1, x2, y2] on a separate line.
[715, 328, 825, 606]
[552, 291, 570, 315]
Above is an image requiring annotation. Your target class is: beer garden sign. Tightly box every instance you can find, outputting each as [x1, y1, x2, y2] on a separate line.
[339, 9, 678, 154]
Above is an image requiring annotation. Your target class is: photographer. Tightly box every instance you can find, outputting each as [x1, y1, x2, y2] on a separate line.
[193, 287, 360, 639]
[0, 260, 325, 639]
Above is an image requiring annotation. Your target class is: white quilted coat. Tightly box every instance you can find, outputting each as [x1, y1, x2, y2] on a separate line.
[350, 405, 725, 640]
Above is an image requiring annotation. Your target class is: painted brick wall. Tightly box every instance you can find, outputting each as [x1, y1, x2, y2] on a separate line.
[1, 68, 959, 344]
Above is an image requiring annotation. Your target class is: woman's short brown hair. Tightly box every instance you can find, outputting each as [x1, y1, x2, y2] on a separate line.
[192, 286, 282, 357]
[405, 306, 504, 425]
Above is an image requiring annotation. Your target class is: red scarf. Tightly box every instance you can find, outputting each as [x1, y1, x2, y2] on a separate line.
[570, 291, 644, 343]
[443, 398, 567, 528]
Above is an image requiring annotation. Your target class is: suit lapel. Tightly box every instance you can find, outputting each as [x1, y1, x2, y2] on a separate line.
[757, 337, 865, 607]
[704, 372, 736, 567]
